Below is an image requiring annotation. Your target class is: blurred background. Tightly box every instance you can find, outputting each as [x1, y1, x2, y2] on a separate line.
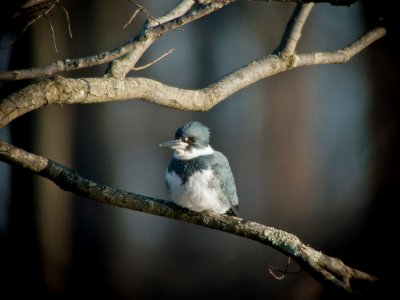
[0, 0, 398, 299]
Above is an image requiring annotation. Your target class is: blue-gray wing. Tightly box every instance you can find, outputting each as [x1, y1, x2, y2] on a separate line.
[210, 151, 239, 213]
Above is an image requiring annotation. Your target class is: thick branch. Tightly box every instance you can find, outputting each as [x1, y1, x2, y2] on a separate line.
[0, 27, 386, 129]
[0, 139, 377, 294]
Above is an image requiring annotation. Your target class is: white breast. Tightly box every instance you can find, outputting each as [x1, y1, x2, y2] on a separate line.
[166, 169, 231, 214]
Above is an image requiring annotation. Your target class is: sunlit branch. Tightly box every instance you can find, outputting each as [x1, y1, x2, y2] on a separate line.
[0, 139, 378, 295]
[0, 27, 386, 128]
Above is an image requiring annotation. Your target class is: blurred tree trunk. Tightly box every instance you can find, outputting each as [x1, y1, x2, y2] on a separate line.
[322, 1, 398, 299]
[362, 0, 398, 297]
[67, 0, 116, 297]
[0, 34, 46, 297]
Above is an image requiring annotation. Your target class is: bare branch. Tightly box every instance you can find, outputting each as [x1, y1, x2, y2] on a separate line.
[145, 0, 196, 29]
[0, 0, 231, 81]
[132, 48, 175, 71]
[296, 28, 386, 66]
[21, 0, 56, 9]
[58, 2, 73, 39]
[0, 0, 356, 82]
[0, 27, 386, 129]
[2, 1, 58, 49]
[269, 268, 287, 280]
[123, 8, 141, 29]
[0, 139, 378, 295]
[126, 0, 160, 27]
[268, 257, 302, 280]
[0, 37, 151, 81]
[107, 0, 232, 78]
[275, 3, 314, 56]
[45, 15, 58, 53]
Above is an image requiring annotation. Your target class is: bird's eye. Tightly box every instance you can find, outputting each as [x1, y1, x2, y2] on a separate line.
[182, 136, 195, 143]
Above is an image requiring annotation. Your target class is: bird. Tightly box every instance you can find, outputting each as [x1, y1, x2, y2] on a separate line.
[159, 121, 239, 216]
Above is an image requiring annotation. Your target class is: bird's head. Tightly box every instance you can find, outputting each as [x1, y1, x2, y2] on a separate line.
[159, 121, 214, 160]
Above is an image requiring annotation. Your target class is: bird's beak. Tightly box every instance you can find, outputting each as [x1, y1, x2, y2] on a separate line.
[159, 140, 188, 150]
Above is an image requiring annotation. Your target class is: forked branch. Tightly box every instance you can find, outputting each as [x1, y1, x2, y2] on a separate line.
[0, 27, 386, 128]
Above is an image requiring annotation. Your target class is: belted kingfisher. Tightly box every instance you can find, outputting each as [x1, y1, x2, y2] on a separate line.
[160, 121, 239, 216]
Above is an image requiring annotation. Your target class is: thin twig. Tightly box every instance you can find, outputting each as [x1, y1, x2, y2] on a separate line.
[22, 0, 56, 9]
[108, 0, 232, 78]
[269, 256, 291, 280]
[129, 0, 160, 27]
[0, 0, 232, 81]
[45, 15, 58, 53]
[269, 268, 286, 280]
[268, 257, 303, 280]
[123, 8, 141, 29]
[58, 2, 73, 39]
[132, 48, 175, 71]
[2, 2, 58, 48]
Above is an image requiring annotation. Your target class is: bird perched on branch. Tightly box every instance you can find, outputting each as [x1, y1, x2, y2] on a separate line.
[160, 121, 239, 216]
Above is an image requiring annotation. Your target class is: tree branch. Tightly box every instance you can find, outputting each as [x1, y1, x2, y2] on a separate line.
[2, 0, 60, 49]
[0, 45, 131, 81]
[106, 0, 233, 79]
[144, 0, 196, 28]
[0, 0, 227, 81]
[0, 27, 386, 129]
[0, 139, 377, 294]
[0, 0, 359, 81]
[296, 27, 386, 66]
[132, 48, 175, 71]
[275, 3, 314, 55]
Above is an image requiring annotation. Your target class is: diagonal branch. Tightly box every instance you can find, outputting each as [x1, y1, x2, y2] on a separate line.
[45, 14, 58, 53]
[0, 139, 378, 295]
[275, 3, 314, 55]
[296, 27, 386, 66]
[0, 0, 360, 81]
[106, 0, 233, 78]
[0, 0, 230, 81]
[0, 27, 386, 129]
[144, 0, 196, 28]
[132, 48, 175, 71]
